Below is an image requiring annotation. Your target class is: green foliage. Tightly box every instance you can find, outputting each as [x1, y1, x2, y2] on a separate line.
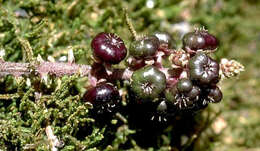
[0, 0, 259, 150]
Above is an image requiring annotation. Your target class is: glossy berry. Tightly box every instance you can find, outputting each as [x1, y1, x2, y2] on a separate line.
[200, 31, 219, 50]
[91, 32, 127, 64]
[156, 100, 168, 114]
[150, 100, 168, 122]
[153, 31, 176, 49]
[186, 85, 201, 99]
[83, 83, 121, 114]
[131, 66, 166, 100]
[183, 30, 219, 52]
[177, 78, 193, 93]
[204, 86, 223, 103]
[183, 31, 206, 51]
[189, 53, 219, 85]
[129, 35, 160, 59]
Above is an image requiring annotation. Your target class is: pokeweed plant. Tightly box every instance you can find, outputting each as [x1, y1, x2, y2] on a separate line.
[0, 1, 245, 151]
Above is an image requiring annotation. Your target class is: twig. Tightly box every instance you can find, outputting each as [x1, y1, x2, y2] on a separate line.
[0, 93, 20, 100]
[115, 113, 128, 124]
[124, 8, 138, 40]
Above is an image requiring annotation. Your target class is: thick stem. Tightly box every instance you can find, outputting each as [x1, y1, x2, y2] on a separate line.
[0, 60, 91, 78]
[0, 60, 30, 77]
[0, 59, 134, 85]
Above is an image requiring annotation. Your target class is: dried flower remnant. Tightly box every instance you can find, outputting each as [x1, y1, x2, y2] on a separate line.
[220, 58, 245, 79]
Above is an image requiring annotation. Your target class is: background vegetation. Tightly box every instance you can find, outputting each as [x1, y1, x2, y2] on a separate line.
[0, 0, 259, 150]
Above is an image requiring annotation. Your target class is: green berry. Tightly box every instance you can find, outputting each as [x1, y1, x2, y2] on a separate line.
[131, 66, 166, 100]
[129, 35, 160, 59]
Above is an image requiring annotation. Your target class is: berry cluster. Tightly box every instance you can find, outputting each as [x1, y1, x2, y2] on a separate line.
[83, 29, 223, 124]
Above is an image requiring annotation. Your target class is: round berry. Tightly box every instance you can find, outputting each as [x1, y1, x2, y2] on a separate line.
[129, 35, 160, 59]
[183, 31, 205, 51]
[83, 83, 121, 114]
[205, 86, 223, 103]
[177, 78, 193, 93]
[153, 31, 176, 49]
[186, 86, 201, 100]
[188, 53, 219, 85]
[131, 66, 166, 100]
[200, 31, 219, 50]
[91, 32, 127, 64]
[150, 100, 168, 123]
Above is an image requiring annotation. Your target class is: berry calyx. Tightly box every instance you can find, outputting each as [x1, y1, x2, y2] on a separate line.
[188, 53, 219, 85]
[83, 83, 121, 114]
[131, 66, 166, 100]
[91, 32, 127, 64]
[129, 35, 160, 59]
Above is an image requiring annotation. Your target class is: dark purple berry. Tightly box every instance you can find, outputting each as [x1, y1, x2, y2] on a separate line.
[200, 31, 219, 50]
[131, 66, 166, 100]
[129, 35, 160, 59]
[188, 53, 219, 85]
[83, 83, 121, 114]
[183, 31, 206, 51]
[205, 86, 223, 103]
[183, 30, 219, 52]
[177, 78, 193, 93]
[186, 86, 201, 100]
[153, 31, 176, 49]
[91, 32, 127, 64]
